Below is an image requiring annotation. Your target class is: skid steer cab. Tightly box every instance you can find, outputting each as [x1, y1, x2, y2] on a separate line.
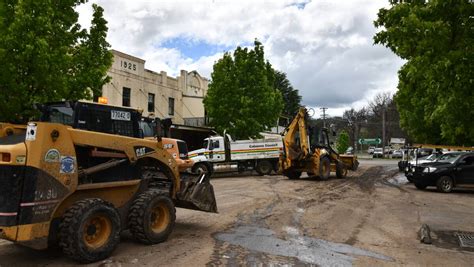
[0, 101, 217, 263]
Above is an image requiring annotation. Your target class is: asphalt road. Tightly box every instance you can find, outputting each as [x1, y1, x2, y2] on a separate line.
[0, 159, 473, 266]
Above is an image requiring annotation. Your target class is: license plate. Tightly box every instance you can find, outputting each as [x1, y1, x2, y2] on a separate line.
[111, 110, 131, 121]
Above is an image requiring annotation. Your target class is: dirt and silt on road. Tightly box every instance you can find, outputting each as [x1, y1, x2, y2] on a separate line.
[0, 160, 473, 266]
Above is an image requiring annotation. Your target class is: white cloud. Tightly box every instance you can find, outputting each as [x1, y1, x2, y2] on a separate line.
[77, 0, 403, 116]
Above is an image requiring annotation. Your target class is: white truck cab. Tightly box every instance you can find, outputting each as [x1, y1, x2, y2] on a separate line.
[190, 136, 227, 164]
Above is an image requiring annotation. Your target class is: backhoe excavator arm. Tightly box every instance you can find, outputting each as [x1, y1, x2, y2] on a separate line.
[281, 107, 311, 162]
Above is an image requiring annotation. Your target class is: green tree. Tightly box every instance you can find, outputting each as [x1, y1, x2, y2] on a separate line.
[204, 40, 284, 139]
[336, 130, 350, 154]
[0, 1, 112, 123]
[374, 0, 473, 145]
[273, 70, 302, 117]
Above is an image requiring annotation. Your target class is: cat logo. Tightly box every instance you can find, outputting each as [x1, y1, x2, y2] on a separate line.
[134, 146, 155, 158]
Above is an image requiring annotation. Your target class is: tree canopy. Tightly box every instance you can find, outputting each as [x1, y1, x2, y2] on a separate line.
[0, 0, 112, 123]
[273, 70, 302, 117]
[374, 0, 473, 145]
[336, 130, 350, 154]
[204, 40, 284, 139]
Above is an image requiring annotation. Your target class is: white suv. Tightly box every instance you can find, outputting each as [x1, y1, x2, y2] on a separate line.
[368, 146, 375, 154]
[373, 148, 383, 158]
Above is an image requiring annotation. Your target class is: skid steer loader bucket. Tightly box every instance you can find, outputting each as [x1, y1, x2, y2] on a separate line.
[176, 173, 218, 213]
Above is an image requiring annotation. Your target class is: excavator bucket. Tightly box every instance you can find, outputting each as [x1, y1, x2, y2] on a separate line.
[340, 155, 359, 171]
[176, 173, 218, 213]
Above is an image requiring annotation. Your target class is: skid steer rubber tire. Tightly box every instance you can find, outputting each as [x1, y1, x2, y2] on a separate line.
[59, 199, 121, 264]
[192, 163, 210, 175]
[287, 171, 302, 180]
[336, 162, 347, 179]
[256, 160, 273, 176]
[319, 157, 331, 180]
[128, 190, 176, 245]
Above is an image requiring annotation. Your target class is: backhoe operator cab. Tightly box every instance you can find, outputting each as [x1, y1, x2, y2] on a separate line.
[279, 107, 359, 180]
[0, 101, 217, 263]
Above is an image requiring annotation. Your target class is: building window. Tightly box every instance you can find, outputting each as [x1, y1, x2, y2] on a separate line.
[122, 87, 131, 107]
[168, 97, 174, 116]
[148, 93, 155, 112]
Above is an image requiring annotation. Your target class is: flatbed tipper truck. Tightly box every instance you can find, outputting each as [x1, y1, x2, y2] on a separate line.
[188, 133, 283, 175]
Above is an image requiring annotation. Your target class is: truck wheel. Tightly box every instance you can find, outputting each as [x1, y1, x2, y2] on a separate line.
[436, 176, 454, 193]
[192, 163, 210, 175]
[59, 199, 121, 263]
[319, 157, 331, 180]
[336, 162, 347, 179]
[128, 190, 176, 244]
[287, 171, 302, 180]
[256, 160, 273, 176]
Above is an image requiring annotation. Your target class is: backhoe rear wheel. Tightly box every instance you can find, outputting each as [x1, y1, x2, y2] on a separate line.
[336, 162, 347, 179]
[128, 190, 176, 244]
[256, 160, 273, 176]
[59, 199, 121, 263]
[319, 157, 331, 180]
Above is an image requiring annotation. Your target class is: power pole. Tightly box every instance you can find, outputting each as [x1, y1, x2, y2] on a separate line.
[382, 108, 386, 158]
[320, 107, 328, 128]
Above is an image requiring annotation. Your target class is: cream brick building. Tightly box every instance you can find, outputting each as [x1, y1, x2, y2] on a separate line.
[100, 50, 209, 125]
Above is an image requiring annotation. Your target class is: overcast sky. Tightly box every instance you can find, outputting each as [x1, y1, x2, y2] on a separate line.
[77, 0, 404, 118]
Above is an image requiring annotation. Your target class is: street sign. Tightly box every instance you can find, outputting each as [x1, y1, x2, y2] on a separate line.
[358, 138, 381, 145]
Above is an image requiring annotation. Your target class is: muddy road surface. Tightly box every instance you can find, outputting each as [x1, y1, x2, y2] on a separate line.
[1, 160, 473, 266]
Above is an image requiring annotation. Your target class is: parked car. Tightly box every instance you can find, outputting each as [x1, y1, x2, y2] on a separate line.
[411, 152, 474, 193]
[408, 152, 442, 167]
[373, 148, 383, 158]
[399, 147, 437, 172]
[392, 150, 403, 158]
[346, 146, 354, 154]
[368, 146, 375, 154]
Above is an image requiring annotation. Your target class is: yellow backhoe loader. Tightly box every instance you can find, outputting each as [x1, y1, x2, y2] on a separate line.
[0, 101, 217, 263]
[279, 107, 358, 180]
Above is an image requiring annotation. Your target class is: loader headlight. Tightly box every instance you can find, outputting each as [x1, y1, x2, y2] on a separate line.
[423, 167, 437, 173]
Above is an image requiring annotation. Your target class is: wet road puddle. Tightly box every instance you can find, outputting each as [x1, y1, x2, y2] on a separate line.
[215, 225, 393, 266]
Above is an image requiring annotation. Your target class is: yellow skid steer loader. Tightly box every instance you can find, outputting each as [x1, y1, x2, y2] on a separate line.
[0, 101, 217, 263]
